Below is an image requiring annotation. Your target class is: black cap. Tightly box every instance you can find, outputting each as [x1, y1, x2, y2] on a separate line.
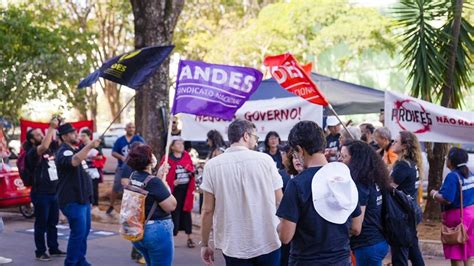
[57, 123, 76, 136]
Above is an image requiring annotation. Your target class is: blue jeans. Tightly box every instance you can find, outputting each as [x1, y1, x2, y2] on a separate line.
[223, 248, 281, 266]
[61, 203, 91, 266]
[353, 241, 389, 266]
[133, 219, 174, 266]
[31, 193, 60, 256]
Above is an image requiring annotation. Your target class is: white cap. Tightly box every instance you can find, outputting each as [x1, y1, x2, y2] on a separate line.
[326, 116, 341, 127]
[312, 162, 358, 224]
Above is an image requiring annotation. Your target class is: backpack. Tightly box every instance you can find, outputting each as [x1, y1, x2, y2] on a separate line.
[17, 150, 33, 186]
[380, 187, 419, 247]
[119, 173, 157, 242]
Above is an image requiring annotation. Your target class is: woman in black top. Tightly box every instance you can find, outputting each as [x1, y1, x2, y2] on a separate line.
[126, 144, 177, 266]
[390, 131, 424, 266]
[340, 141, 391, 266]
[264, 131, 284, 170]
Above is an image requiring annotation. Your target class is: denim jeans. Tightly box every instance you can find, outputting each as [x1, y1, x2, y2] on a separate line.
[133, 219, 174, 266]
[353, 241, 389, 266]
[223, 248, 281, 266]
[61, 203, 91, 266]
[31, 193, 60, 256]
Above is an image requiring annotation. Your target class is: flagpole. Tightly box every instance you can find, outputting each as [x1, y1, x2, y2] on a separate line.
[327, 104, 354, 139]
[99, 95, 135, 139]
[163, 112, 174, 165]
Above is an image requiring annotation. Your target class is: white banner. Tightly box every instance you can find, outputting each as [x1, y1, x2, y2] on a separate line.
[181, 97, 323, 141]
[385, 91, 474, 144]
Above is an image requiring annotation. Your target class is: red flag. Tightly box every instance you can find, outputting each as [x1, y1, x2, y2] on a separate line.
[264, 53, 328, 106]
[20, 119, 94, 143]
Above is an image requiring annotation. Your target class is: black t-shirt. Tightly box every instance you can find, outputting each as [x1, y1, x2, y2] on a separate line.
[26, 143, 59, 194]
[278, 169, 291, 193]
[55, 143, 93, 208]
[326, 134, 340, 149]
[131, 171, 172, 220]
[391, 160, 418, 198]
[266, 150, 284, 170]
[350, 182, 385, 250]
[276, 167, 361, 265]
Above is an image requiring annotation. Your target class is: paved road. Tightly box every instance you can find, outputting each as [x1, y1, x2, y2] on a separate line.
[0, 211, 225, 266]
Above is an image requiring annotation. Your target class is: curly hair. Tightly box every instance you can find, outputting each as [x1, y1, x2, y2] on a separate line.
[288, 121, 326, 155]
[342, 140, 391, 189]
[398, 131, 424, 179]
[126, 144, 153, 171]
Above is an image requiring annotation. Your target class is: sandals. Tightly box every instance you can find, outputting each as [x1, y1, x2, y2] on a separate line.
[187, 239, 196, 248]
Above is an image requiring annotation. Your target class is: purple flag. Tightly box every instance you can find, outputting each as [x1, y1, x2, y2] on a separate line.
[172, 60, 263, 120]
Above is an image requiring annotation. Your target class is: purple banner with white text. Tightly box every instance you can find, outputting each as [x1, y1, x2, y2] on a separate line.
[172, 60, 263, 120]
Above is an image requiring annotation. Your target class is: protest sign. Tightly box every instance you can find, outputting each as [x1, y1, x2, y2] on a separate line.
[180, 97, 323, 141]
[385, 91, 474, 143]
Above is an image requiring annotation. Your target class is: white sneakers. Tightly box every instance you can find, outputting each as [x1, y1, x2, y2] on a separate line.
[0, 256, 12, 264]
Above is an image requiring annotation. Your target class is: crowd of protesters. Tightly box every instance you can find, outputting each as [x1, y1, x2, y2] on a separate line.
[5, 112, 472, 266]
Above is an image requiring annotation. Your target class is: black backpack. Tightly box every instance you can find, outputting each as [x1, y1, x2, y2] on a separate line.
[380, 187, 419, 247]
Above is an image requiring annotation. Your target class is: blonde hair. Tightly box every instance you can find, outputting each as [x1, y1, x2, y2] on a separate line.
[399, 131, 424, 178]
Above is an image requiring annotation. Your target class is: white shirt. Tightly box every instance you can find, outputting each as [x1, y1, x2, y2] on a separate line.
[201, 146, 283, 259]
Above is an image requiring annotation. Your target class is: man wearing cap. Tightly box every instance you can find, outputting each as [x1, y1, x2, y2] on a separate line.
[200, 119, 283, 265]
[277, 121, 361, 266]
[325, 116, 341, 162]
[55, 123, 101, 266]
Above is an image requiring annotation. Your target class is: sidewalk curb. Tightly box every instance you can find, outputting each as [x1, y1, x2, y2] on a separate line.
[420, 239, 444, 258]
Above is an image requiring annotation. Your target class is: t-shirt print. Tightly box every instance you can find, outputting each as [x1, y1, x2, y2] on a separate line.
[175, 165, 190, 185]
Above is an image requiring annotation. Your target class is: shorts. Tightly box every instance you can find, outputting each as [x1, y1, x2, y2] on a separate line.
[112, 166, 124, 193]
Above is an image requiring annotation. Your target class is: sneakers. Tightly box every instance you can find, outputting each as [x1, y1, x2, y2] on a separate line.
[0, 256, 12, 264]
[49, 249, 67, 257]
[36, 254, 52, 261]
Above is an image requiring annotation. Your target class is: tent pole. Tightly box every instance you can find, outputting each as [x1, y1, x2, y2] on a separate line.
[327, 104, 354, 139]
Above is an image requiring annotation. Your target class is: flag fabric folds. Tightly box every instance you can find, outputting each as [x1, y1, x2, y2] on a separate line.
[78, 45, 174, 90]
[264, 53, 329, 106]
[171, 60, 263, 120]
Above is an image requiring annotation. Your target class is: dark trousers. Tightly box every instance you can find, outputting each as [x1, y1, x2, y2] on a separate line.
[390, 237, 425, 266]
[31, 193, 59, 256]
[92, 179, 99, 206]
[171, 184, 192, 235]
[224, 248, 281, 266]
[61, 203, 91, 266]
[280, 243, 290, 266]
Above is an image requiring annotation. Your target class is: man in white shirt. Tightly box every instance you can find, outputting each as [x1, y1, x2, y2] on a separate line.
[200, 119, 283, 266]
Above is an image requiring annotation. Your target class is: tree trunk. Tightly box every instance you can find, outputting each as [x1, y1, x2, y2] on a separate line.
[103, 80, 122, 123]
[424, 0, 464, 221]
[130, 0, 184, 159]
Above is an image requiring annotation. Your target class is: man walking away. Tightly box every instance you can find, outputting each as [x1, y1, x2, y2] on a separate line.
[55, 123, 101, 266]
[25, 117, 66, 261]
[200, 119, 283, 266]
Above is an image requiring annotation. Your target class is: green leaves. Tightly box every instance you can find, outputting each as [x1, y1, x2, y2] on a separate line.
[394, 0, 473, 107]
[0, 5, 96, 122]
